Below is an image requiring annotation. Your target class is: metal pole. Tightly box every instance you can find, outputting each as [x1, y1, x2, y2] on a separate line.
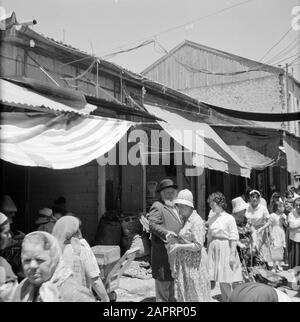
[96, 59, 99, 98]
[285, 63, 289, 132]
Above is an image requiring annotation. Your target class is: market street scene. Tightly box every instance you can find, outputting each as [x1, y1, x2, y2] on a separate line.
[0, 0, 300, 303]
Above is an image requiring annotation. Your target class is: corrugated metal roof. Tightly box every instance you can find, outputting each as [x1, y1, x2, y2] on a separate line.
[0, 79, 97, 115]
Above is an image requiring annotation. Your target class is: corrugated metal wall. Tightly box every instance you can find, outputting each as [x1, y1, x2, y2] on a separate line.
[144, 43, 273, 91]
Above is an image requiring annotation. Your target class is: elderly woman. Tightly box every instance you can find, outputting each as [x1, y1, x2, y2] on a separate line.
[12, 231, 95, 302]
[0, 212, 18, 302]
[207, 192, 242, 302]
[287, 197, 300, 268]
[166, 189, 211, 302]
[52, 215, 109, 302]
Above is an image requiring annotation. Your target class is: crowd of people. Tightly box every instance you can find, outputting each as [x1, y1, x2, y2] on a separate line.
[148, 179, 300, 302]
[1, 181, 300, 302]
[0, 195, 109, 302]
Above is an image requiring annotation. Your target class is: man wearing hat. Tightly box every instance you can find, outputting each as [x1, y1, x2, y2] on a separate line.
[35, 208, 57, 233]
[148, 178, 183, 302]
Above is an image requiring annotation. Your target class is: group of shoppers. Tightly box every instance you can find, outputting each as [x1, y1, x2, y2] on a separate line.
[149, 179, 300, 302]
[0, 195, 109, 302]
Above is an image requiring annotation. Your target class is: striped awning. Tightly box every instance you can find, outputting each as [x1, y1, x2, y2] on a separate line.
[0, 112, 133, 169]
[144, 104, 250, 178]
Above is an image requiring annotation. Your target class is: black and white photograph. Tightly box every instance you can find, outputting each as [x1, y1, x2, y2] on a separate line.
[0, 0, 300, 305]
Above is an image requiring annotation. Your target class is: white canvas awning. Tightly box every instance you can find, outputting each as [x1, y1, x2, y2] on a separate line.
[0, 112, 133, 169]
[283, 133, 300, 175]
[144, 104, 251, 178]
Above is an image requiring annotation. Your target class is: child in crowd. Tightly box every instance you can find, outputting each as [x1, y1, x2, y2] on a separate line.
[257, 201, 287, 272]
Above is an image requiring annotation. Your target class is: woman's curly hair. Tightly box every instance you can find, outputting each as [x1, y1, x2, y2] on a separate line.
[207, 192, 227, 210]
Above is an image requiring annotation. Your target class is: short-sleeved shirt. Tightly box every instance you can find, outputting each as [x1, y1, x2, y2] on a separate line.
[62, 238, 100, 290]
[245, 204, 270, 229]
[207, 211, 239, 241]
[287, 210, 300, 242]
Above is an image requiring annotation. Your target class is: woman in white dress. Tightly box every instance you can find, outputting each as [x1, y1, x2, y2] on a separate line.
[207, 192, 243, 302]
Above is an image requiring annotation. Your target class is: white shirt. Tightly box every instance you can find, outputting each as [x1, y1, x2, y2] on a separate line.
[208, 211, 239, 241]
[246, 204, 270, 229]
[288, 210, 300, 242]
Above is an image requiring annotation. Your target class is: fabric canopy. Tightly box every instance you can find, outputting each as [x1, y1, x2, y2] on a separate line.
[205, 102, 300, 122]
[144, 104, 250, 178]
[283, 134, 300, 175]
[0, 79, 97, 115]
[0, 112, 133, 169]
[213, 127, 282, 170]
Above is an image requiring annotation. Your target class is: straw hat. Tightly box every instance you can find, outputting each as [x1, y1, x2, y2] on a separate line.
[232, 197, 248, 213]
[174, 189, 194, 208]
[1, 195, 17, 213]
[157, 179, 178, 192]
[38, 208, 53, 217]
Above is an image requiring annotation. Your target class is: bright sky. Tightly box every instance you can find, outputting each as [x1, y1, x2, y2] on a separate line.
[1, 0, 300, 76]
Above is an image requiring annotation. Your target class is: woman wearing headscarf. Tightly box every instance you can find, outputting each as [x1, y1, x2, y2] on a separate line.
[12, 231, 95, 302]
[166, 189, 211, 302]
[245, 190, 270, 261]
[0, 212, 18, 302]
[207, 192, 243, 302]
[52, 215, 109, 302]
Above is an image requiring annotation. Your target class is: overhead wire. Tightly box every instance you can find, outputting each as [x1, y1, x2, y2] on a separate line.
[269, 52, 300, 67]
[101, 40, 155, 60]
[98, 0, 256, 58]
[265, 36, 300, 65]
[154, 40, 273, 76]
[289, 54, 300, 66]
[259, 19, 300, 62]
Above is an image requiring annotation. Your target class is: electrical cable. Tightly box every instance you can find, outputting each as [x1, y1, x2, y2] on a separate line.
[265, 36, 300, 65]
[259, 19, 299, 62]
[98, 0, 256, 58]
[270, 52, 300, 67]
[154, 40, 271, 76]
[102, 40, 155, 60]
[60, 59, 96, 81]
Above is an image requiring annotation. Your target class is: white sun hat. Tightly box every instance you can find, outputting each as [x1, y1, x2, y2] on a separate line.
[174, 189, 194, 208]
[232, 196, 248, 213]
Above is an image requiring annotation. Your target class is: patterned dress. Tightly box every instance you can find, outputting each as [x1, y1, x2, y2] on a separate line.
[236, 217, 265, 282]
[173, 211, 211, 302]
